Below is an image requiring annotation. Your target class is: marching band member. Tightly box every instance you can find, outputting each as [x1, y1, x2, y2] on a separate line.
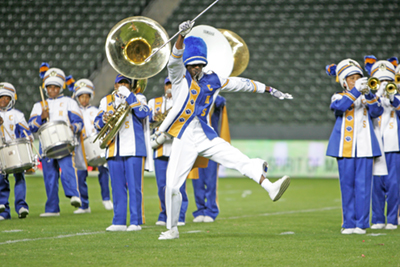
[74, 78, 113, 211]
[0, 82, 31, 220]
[325, 59, 383, 234]
[94, 74, 151, 232]
[156, 21, 292, 240]
[364, 56, 400, 230]
[148, 77, 188, 227]
[192, 95, 229, 223]
[29, 64, 83, 217]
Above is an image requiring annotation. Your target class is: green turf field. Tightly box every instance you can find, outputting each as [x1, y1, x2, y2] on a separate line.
[0, 175, 399, 266]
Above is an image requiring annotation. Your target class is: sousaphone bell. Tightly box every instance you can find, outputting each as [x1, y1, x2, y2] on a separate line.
[95, 16, 171, 148]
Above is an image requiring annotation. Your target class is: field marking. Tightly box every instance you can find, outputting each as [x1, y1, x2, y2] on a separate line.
[0, 231, 104, 245]
[219, 206, 341, 220]
[2, 230, 23, 233]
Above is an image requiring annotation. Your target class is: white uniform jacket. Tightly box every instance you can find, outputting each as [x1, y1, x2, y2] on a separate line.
[159, 45, 266, 139]
[148, 95, 174, 158]
[0, 108, 33, 141]
[94, 92, 154, 171]
[326, 88, 383, 158]
[379, 95, 400, 152]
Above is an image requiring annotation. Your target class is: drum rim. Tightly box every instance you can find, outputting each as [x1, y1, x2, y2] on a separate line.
[38, 120, 69, 134]
[3, 162, 35, 174]
[43, 142, 75, 159]
[2, 137, 31, 146]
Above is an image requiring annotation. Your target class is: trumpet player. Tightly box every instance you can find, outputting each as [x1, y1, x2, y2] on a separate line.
[364, 56, 400, 230]
[94, 74, 151, 232]
[148, 77, 188, 227]
[156, 21, 292, 240]
[325, 58, 383, 235]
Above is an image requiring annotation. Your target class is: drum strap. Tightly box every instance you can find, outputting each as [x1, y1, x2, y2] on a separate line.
[105, 94, 116, 154]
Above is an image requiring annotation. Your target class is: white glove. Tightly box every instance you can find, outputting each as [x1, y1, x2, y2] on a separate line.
[150, 130, 167, 149]
[355, 77, 368, 92]
[114, 94, 125, 107]
[269, 87, 293, 100]
[376, 81, 385, 98]
[179, 20, 195, 37]
[117, 85, 131, 98]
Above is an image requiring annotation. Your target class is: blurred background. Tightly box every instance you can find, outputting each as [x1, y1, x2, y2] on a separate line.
[0, 0, 399, 143]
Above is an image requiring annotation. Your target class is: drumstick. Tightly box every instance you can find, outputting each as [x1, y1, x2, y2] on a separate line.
[2, 125, 14, 140]
[23, 129, 41, 160]
[39, 86, 49, 122]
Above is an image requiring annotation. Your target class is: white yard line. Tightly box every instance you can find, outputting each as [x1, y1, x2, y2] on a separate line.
[219, 206, 341, 220]
[0, 231, 104, 245]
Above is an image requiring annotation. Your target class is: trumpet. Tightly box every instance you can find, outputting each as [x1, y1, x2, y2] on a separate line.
[367, 77, 380, 91]
[395, 74, 400, 85]
[385, 82, 398, 96]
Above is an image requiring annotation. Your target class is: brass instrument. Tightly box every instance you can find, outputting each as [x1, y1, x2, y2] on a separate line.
[395, 73, 400, 85]
[150, 107, 172, 131]
[385, 82, 398, 96]
[95, 16, 171, 148]
[218, 29, 249, 77]
[367, 77, 380, 91]
[94, 92, 132, 149]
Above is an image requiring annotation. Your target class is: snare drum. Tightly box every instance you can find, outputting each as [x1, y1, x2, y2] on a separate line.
[38, 120, 76, 159]
[84, 134, 106, 166]
[0, 138, 36, 174]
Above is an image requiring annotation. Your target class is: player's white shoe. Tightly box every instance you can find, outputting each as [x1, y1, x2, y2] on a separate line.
[384, 224, 397, 230]
[127, 225, 142, 231]
[203, 216, 214, 223]
[371, 223, 385, 229]
[102, 200, 113, 210]
[106, 225, 127, 231]
[177, 222, 185, 226]
[158, 229, 179, 240]
[193, 215, 205, 222]
[341, 228, 354, 234]
[267, 175, 290, 201]
[0, 215, 5, 220]
[70, 196, 82, 208]
[74, 207, 91, 214]
[156, 221, 166, 226]
[40, 212, 60, 217]
[353, 227, 366, 234]
[18, 207, 29, 219]
[0, 204, 5, 213]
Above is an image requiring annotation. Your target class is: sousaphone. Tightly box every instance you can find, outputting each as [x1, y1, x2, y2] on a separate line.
[95, 16, 171, 148]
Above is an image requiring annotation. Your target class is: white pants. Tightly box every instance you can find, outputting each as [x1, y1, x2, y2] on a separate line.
[166, 118, 265, 229]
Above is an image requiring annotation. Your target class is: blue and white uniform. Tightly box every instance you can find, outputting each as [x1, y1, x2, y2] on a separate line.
[95, 89, 151, 227]
[365, 57, 400, 227]
[0, 90, 32, 219]
[29, 66, 84, 214]
[192, 95, 227, 221]
[80, 104, 111, 203]
[326, 59, 383, 231]
[159, 42, 271, 230]
[148, 94, 188, 224]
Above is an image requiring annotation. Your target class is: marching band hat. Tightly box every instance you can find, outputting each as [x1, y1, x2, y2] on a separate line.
[364, 55, 397, 81]
[74, 79, 95, 100]
[115, 74, 132, 85]
[164, 77, 171, 84]
[0, 82, 17, 109]
[183, 36, 208, 67]
[326, 58, 363, 89]
[43, 68, 66, 90]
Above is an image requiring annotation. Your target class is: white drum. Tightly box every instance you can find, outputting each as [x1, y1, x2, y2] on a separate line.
[0, 138, 37, 174]
[84, 134, 107, 167]
[38, 121, 76, 159]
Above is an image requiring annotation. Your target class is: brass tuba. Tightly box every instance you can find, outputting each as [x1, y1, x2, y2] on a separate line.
[94, 16, 171, 148]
